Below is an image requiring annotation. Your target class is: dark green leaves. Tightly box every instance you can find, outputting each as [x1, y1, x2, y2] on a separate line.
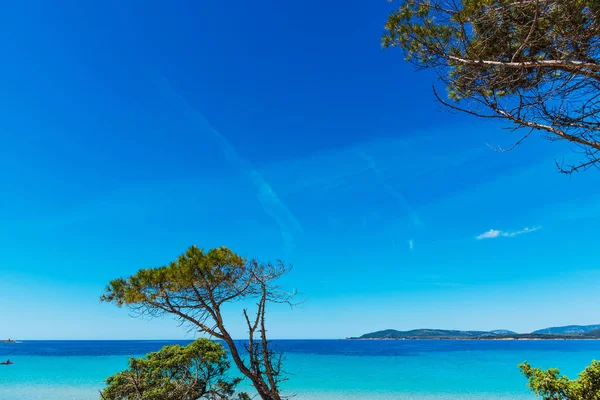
[101, 339, 249, 400]
[101, 246, 247, 309]
[101, 246, 292, 400]
[383, 0, 600, 173]
[520, 360, 600, 400]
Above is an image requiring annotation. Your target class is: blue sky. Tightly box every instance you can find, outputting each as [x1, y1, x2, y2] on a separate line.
[1, 1, 600, 340]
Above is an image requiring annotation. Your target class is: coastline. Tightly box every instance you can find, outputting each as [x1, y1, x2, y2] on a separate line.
[347, 337, 600, 341]
[4, 340, 600, 400]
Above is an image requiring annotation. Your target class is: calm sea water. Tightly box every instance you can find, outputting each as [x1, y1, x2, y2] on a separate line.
[1, 340, 600, 399]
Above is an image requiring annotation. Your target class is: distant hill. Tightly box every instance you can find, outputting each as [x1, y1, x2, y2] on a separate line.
[584, 328, 600, 338]
[352, 326, 600, 340]
[490, 330, 518, 335]
[531, 324, 600, 335]
[358, 329, 511, 339]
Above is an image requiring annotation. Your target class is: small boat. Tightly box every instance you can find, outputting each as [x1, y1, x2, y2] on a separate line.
[1, 339, 17, 343]
[1, 360, 13, 365]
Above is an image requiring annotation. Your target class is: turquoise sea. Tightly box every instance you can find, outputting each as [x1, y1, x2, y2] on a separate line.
[1, 340, 600, 399]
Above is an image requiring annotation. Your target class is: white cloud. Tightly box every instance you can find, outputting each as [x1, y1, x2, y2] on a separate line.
[505, 226, 541, 237]
[477, 229, 502, 239]
[408, 239, 414, 251]
[476, 226, 541, 240]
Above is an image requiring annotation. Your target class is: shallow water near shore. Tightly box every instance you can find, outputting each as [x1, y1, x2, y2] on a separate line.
[1, 340, 599, 399]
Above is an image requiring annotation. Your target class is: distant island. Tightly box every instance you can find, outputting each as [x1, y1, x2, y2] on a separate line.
[350, 324, 600, 340]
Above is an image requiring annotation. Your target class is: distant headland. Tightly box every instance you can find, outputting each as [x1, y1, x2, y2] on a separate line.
[349, 324, 600, 340]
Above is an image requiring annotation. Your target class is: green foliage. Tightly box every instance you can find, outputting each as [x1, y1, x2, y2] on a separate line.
[101, 246, 247, 309]
[100, 339, 249, 400]
[384, 0, 600, 96]
[383, 0, 600, 173]
[101, 246, 292, 400]
[520, 360, 600, 399]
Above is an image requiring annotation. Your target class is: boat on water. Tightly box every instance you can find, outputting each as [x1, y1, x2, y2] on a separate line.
[1, 339, 17, 343]
[1, 360, 13, 365]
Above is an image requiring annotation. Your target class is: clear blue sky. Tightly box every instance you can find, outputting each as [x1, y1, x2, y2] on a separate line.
[2, 1, 600, 340]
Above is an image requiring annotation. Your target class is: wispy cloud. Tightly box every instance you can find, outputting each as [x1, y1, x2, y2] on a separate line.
[153, 77, 302, 253]
[359, 152, 424, 230]
[476, 226, 541, 240]
[408, 239, 414, 251]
